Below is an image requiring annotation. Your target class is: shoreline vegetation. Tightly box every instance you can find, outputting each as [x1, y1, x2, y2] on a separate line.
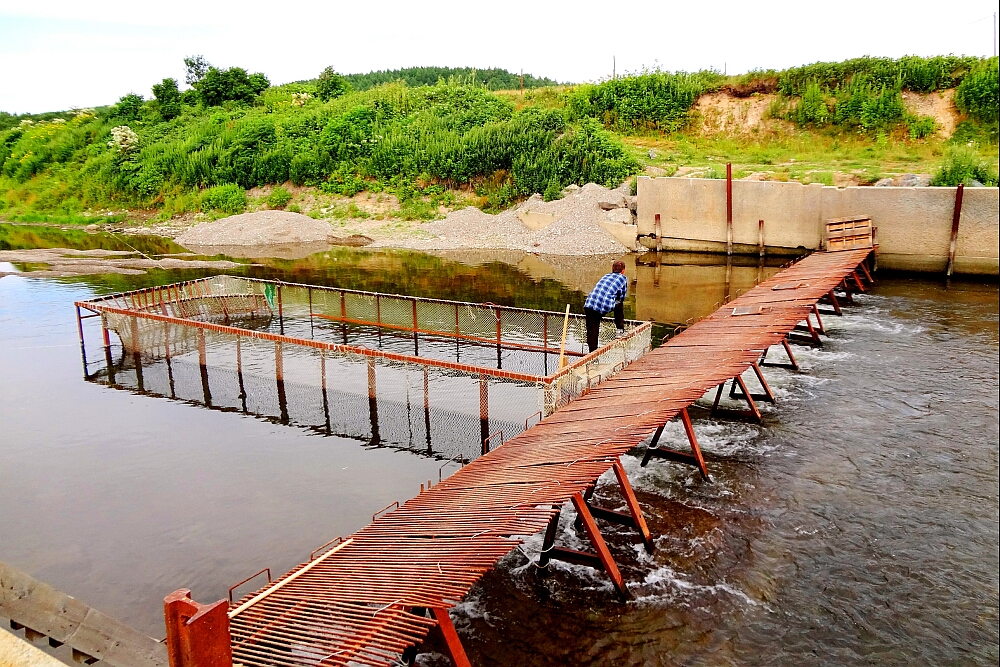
[1, 57, 997, 232]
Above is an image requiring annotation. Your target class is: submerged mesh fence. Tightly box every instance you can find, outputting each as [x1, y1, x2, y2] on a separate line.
[80, 276, 652, 462]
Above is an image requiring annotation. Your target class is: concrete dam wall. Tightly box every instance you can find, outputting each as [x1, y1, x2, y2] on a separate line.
[635, 177, 999, 276]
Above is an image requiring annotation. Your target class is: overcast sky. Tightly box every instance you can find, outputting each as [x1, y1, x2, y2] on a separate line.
[1, 0, 996, 113]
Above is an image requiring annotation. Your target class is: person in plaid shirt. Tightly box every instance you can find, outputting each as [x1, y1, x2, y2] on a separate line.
[583, 260, 627, 352]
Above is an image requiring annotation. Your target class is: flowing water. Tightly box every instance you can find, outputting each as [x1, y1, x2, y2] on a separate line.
[0, 226, 997, 666]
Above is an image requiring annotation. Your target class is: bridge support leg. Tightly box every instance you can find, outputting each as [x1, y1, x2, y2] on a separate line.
[858, 260, 874, 285]
[851, 270, 866, 293]
[573, 460, 654, 553]
[789, 312, 823, 346]
[641, 408, 710, 480]
[760, 341, 799, 371]
[811, 305, 825, 335]
[820, 290, 843, 316]
[537, 495, 629, 600]
[711, 375, 763, 423]
[163, 590, 232, 667]
[728, 361, 775, 404]
[430, 607, 472, 667]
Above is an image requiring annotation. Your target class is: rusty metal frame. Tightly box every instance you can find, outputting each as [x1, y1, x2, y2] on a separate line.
[640, 407, 710, 480]
[537, 492, 629, 599]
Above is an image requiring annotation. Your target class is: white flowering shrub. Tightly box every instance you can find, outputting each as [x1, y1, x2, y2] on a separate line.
[108, 125, 140, 155]
[291, 92, 312, 107]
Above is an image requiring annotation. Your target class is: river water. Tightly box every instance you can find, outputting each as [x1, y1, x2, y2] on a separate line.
[1, 228, 997, 666]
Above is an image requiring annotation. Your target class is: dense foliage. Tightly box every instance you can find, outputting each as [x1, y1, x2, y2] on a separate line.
[955, 57, 999, 128]
[775, 55, 983, 96]
[567, 71, 723, 132]
[931, 144, 999, 186]
[0, 78, 637, 218]
[343, 67, 559, 91]
[568, 56, 996, 136]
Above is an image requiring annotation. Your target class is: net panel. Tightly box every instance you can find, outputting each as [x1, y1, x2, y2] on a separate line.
[81, 276, 652, 463]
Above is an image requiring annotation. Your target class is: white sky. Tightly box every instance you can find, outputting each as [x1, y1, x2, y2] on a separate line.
[1, 0, 997, 113]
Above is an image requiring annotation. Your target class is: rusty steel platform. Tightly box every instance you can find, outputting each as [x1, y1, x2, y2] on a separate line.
[165, 248, 875, 667]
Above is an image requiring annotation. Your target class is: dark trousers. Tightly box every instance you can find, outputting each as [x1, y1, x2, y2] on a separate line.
[584, 303, 624, 353]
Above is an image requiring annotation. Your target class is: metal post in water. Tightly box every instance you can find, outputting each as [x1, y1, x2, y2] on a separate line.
[102, 315, 116, 385]
[308, 287, 314, 339]
[412, 299, 419, 356]
[275, 341, 287, 424]
[479, 374, 489, 451]
[321, 349, 330, 434]
[76, 306, 88, 378]
[277, 284, 284, 335]
[654, 213, 662, 252]
[368, 358, 380, 446]
[198, 328, 211, 407]
[236, 336, 246, 412]
[423, 367, 431, 454]
[946, 183, 964, 278]
[131, 316, 144, 392]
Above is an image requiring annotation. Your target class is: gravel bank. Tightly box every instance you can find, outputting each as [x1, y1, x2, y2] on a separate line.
[369, 182, 632, 255]
[175, 211, 334, 247]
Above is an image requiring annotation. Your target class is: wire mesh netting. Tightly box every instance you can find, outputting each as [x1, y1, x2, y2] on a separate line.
[80, 276, 652, 462]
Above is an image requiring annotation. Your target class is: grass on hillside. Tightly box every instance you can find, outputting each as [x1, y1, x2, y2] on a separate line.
[1, 56, 997, 227]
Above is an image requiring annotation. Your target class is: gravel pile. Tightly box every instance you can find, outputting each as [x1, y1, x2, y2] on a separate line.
[175, 211, 333, 247]
[371, 182, 632, 256]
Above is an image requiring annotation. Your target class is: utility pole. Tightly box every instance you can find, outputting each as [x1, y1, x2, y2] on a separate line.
[613, 56, 616, 79]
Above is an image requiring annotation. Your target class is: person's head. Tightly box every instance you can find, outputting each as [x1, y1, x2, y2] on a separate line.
[612, 260, 626, 274]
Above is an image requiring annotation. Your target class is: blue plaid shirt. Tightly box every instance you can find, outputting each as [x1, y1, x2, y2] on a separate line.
[584, 272, 628, 314]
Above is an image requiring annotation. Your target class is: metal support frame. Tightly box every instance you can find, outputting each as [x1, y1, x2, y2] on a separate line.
[641, 407, 710, 479]
[572, 460, 654, 552]
[760, 340, 799, 371]
[538, 492, 629, 599]
[789, 312, 822, 346]
[710, 373, 763, 423]
[425, 608, 471, 667]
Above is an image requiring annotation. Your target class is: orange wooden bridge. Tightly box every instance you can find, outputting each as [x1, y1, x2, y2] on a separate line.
[163, 248, 875, 667]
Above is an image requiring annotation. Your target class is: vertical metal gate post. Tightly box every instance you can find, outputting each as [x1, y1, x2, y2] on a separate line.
[726, 162, 733, 257]
[946, 183, 964, 278]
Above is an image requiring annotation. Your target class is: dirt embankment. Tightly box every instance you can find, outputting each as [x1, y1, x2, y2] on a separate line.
[693, 89, 961, 137]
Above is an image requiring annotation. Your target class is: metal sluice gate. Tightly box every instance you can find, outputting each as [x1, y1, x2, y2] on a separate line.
[75, 277, 653, 463]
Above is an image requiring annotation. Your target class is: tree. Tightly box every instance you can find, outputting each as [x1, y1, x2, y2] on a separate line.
[183, 55, 211, 85]
[152, 78, 182, 120]
[196, 67, 271, 106]
[114, 93, 144, 121]
[316, 67, 350, 101]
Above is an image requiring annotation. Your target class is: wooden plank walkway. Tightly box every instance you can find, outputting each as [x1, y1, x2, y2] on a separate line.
[222, 249, 874, 667]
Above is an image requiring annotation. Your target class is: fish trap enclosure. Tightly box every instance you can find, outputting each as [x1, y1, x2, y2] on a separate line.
[76, 276, 652, 462]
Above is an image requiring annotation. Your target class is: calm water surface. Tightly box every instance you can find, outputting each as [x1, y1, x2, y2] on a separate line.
[0, 231, 997, 666]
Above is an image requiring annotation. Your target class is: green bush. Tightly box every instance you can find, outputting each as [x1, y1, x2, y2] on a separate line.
[907, 115, 937, 139]
[114, 94, 144, 121]
[543, 176, 562, 201]
[344, 66, 558, 92]
[196, 67, 270, 107]
[955, 57, 999, 126]
[267, 186, 291, 209]
[316, 67, 350, 101]
[152, 78, 183, 120]
[930, 145, 999, 186]
[200, 183, 247, 214]
[778, 55, 983, 96]
[566, 70, 722, 132]
[791, 83, 830, 125]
